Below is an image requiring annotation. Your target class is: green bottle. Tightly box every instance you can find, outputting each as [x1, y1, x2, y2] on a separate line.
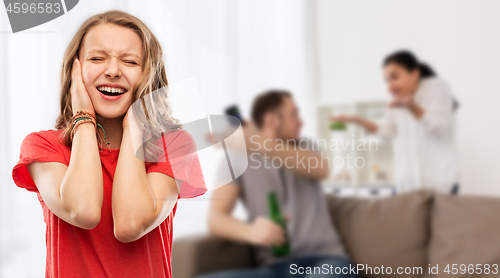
[267, 191, 291, 257]
[330, 121, 347, 131]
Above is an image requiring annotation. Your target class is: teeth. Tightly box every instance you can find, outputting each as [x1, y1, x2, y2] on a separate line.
[97, 86, 125, 94]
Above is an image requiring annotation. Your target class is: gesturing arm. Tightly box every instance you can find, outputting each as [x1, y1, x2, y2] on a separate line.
[329, 115, 379, 133]
[112, 125, 179, 243]
[414, 80, 455, 137]
[249, 135, 329, 180]
[227, 123, 329, 181]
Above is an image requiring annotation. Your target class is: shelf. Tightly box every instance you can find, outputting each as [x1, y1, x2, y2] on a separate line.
[316, 100, 395, 194]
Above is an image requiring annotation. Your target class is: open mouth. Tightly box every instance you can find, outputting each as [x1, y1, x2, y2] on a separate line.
[96, 86, 127, 96]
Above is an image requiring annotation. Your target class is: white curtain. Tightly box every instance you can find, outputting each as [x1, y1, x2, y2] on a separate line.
[0, 0, 316, 276]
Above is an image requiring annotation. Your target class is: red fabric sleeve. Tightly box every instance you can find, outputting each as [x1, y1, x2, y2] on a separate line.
[12, 131, 68, 193]
[145, 130, 207, 199]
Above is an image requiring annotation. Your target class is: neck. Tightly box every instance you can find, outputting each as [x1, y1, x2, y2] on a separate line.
[96, 114, 124, 149]
[410, 79, 421, 96]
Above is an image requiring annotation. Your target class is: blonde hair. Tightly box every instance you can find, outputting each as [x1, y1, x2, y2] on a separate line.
[55, 10, 181, 161]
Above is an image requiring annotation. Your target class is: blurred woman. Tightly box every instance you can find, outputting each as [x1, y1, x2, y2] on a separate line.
[330, 50, 459, 194]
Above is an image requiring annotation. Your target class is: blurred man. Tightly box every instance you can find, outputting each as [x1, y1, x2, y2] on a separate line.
[198, 90, 359, 278]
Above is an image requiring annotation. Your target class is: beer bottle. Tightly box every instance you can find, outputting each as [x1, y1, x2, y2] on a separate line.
[267, 191, 291, 257]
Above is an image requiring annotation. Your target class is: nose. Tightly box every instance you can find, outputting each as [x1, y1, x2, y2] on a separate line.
[104, 57, 121, 78]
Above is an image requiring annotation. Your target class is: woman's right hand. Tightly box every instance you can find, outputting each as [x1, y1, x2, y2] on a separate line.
[331, 114, 380, 133]
[71, 58, 95, 116]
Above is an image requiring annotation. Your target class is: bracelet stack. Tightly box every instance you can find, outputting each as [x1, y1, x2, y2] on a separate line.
[71, 110, 111, 152]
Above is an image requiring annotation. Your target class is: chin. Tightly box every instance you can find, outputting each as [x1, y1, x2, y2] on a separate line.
[94, 106, 126, 120]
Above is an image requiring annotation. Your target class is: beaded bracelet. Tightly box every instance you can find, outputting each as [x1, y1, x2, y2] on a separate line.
[72, 110, 96, 123]
[70, 118, 95, 142]
[71, 110, 111, 152]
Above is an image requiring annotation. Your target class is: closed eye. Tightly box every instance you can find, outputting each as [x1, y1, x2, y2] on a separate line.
[125, 61, 138, 65]
[90, 57, 104, 61]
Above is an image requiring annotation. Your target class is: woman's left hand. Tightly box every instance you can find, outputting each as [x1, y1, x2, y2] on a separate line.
[389, 95, 414, 108]
[122, 105, 141, 130]
[390, 95, 425, 118]
[122, 105, 146, 153]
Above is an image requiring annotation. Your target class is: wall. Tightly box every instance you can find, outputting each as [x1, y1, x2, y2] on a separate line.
[315, 0, 500, 196]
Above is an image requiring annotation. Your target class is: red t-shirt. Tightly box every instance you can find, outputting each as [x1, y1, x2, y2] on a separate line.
[12, 128, 206, 278]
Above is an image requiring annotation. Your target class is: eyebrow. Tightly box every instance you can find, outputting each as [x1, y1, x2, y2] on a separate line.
[87, 49, 142, 60]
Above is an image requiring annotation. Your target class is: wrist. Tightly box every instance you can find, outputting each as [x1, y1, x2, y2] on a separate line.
[352, 116, 361, 124]
[121, 126, 131, 143]
[79, 121, 96, 129]
[73, 110, 95, 118]
[244, 223, 256, 244]
[71, 121, 96, 141]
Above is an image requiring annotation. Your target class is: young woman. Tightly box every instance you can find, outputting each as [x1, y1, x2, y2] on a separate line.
[12, 10, 206, 277]
[330, 50, 460, 195]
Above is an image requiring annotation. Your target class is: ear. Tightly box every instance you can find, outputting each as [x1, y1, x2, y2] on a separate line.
[263, 112, 279, 129]
[270, 112, 281, 129]
[412, 68, 421, 81]
[262, 113, 272, 128]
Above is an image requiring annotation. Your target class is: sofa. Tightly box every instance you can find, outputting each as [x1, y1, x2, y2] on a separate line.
[172, 189, 500, 278]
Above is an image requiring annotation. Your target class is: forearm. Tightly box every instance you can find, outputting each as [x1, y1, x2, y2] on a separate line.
[247, 136, 328, 180]
[264, 146, 328, 179]
[208, 212, 253, 244]
[353, 116, 379, 133]
[112, 127, 167, 242]
[60, 122, 103, 227]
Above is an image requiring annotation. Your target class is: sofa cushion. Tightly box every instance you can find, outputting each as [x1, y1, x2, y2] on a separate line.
[326, 189, 434, 278]
[425, 193, 500, 278]
[172, 234, 255, 278]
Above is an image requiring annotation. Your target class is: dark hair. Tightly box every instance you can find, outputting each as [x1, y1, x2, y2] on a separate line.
[251, 89, 292, 128]
[384, 50, 460, 112]
[383, 50, 436, 79]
